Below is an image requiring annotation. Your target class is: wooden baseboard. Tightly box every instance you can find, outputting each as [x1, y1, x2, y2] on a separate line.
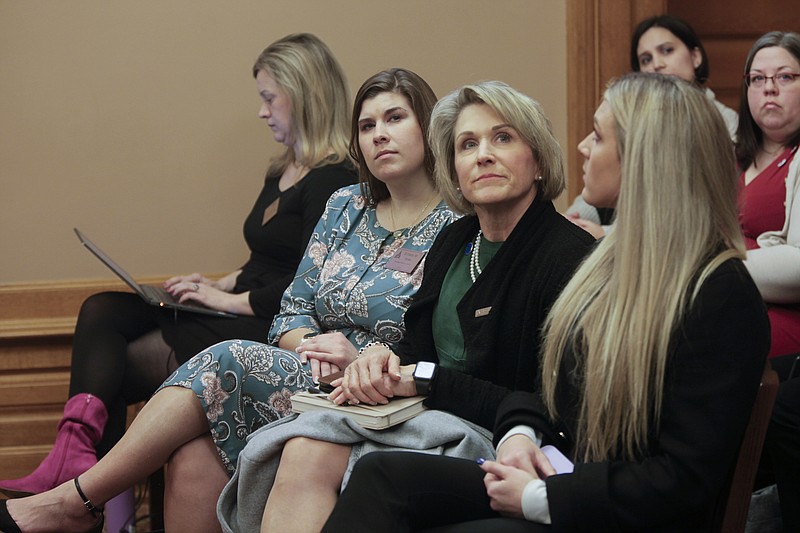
[0, 278, 167, 479]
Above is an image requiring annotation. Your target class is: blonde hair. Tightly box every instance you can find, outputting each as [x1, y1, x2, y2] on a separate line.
[428, 81, 564, 215]
[541, 73, 744, 462]
[253, 33, 351, 176]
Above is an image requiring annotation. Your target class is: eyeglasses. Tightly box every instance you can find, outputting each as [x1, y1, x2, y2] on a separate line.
[743, 72, 800, 88]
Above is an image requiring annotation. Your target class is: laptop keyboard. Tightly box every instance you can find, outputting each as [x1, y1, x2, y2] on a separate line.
[142, 284, 178, 304]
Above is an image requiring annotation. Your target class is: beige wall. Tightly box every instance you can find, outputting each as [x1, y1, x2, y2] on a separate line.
[0, 0, 567, 283]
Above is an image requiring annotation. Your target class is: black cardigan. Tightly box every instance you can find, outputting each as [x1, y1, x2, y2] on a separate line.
[494, 259, 770, 531]
[397, 193, 595, 430]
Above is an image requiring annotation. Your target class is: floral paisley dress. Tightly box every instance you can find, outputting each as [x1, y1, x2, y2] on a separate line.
[159, 184, 456, 473]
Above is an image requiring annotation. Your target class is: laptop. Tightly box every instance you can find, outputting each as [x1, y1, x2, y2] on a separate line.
[74, 228, 235, 318]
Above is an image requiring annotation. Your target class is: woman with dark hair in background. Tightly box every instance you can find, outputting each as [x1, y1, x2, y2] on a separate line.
[632, 14, 738, 134]
[737, 30, 800, 359]
[567, 14, 738, 239]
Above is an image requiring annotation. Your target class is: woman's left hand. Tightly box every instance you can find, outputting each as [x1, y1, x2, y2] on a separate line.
[295, 332, 358, 381]
[479, 459, 536, 519]
[174, 282, 252, 315]
[496, 435, 556, 479]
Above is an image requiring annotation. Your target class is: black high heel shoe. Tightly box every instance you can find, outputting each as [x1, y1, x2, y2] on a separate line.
[0, 477, 104, 533]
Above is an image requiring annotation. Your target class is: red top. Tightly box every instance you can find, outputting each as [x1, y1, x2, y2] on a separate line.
[739, 146, 795, 250]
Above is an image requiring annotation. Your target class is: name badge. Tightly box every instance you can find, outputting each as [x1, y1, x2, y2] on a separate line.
[386, 248, 426, 274]
[475, 306, 492, 318]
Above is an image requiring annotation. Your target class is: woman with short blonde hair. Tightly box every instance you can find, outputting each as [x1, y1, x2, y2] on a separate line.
[429, 81, 564, 215]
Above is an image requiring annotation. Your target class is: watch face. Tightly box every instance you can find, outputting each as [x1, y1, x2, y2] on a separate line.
[415, 361, 436, 379]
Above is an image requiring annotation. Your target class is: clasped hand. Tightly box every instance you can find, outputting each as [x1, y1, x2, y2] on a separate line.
[326, 346, 416, 406]
[295, 332, 359, 382]
[479, 435, 556, 518]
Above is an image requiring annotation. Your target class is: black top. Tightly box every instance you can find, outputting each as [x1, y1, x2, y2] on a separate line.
[494, 259, 770, 532]
[397, 192, 596, 430]
[236, 161, 357, 318]
[157, 161, 356, 362]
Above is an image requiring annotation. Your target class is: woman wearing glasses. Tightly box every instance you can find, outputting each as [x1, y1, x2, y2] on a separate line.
[738, 31, 800, 532]
[738, 31, 800, 359]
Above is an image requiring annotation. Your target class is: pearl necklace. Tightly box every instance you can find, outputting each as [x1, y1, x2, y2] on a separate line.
[469, 230, 483, 283]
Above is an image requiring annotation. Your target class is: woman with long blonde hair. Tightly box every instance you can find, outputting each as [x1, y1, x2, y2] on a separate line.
[321, 72, 770, 532]
[0, 33, 357, 532]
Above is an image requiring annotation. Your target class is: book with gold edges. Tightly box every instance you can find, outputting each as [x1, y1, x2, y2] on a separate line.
[290, 391, 426, 430]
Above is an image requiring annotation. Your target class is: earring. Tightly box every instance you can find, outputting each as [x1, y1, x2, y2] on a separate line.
[535, 176, 543, 181]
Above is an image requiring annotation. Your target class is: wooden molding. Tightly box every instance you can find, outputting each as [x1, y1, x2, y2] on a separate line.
[0, 279, 130, 324]
[0, 278, 170, 481]
[566, 0, 665, 203]
[0, 275, 223, 339]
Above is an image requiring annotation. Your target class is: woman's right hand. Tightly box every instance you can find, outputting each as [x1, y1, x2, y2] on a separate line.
[164, 272, 218, 293]
[496, 434, 556, 479]
[164, 270, 239, 293]
[479, 460, 535, 519]
[329, 346, 406, 405]
[295, 332, 358, 381]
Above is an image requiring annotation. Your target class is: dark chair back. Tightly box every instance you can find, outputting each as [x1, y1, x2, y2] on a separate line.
[718, 361, 779, 533]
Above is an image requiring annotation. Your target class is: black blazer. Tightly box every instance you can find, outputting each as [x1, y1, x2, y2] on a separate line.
[494, 259, 770, 531]
[397, 193, 595, 430]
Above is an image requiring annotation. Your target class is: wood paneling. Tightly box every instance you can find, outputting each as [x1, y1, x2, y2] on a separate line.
[0, 278, 164, 478]
[566, 0, 665, 202]
[668, 0, 800, 117]
[669, 0, 800, 36]
[567, 0, 798, 201]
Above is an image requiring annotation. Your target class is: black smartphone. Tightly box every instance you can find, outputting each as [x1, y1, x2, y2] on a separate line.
[318, 370, 345, 393]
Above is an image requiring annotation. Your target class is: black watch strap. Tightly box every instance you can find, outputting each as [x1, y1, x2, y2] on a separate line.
[413, 361, 437, 396]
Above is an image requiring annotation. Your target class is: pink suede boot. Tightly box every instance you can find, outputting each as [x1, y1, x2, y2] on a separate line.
[0, 393, 108, 497]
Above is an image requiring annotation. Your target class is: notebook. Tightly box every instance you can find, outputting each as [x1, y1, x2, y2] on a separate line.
[74, 228, 235, 318]
[290, 391, 426, 430]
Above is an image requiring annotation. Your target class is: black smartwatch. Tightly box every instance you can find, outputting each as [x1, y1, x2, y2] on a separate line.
[413, 361, 437, 395]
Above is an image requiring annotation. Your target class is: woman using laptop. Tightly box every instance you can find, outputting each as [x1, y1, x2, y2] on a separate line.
[0, 33, 355, 499]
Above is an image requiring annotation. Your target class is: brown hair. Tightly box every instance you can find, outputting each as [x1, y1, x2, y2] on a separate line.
[735, 31, 800, 170]
[349, 68, 437, 205]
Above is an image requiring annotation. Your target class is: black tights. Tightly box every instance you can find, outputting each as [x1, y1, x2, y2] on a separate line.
[69, 292, 179, 457]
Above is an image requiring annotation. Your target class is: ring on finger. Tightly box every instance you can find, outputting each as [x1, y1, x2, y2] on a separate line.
[193, 283, 200, 291]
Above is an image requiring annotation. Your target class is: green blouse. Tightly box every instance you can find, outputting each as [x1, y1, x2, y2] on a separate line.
[432, 233, 502, 371]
